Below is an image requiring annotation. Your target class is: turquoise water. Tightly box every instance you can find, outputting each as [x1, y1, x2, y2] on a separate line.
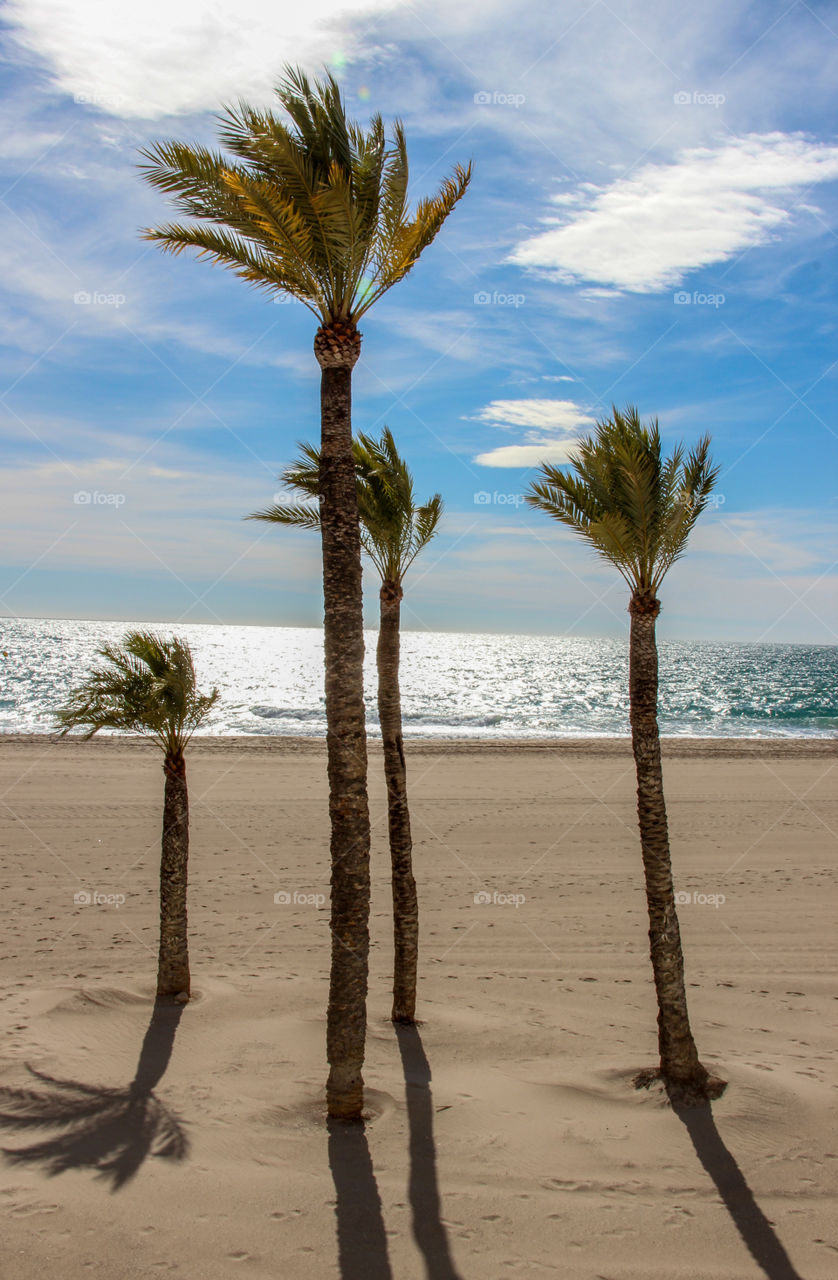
[0, 617, 836, 739]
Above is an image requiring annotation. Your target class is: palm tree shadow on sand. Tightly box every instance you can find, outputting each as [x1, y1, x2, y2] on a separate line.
[395, 1024, 462, 1280]
[672, 1096, 804, 1280]
[328, 1115, 393, 1280]
[0, 998, 188, 1191]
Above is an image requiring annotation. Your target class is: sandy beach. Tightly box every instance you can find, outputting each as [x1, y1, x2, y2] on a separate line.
[0, 733, 835, 1279]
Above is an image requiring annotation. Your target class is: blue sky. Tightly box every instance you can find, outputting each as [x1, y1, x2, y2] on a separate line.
[1, 0, 837, 642]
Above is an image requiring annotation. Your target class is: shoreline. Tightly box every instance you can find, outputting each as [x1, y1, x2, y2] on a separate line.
[1, 731, 835, 758]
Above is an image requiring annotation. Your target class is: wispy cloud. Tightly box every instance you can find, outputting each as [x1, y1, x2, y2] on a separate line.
[511, 134, 838, 292]
[6, 0, 403, 118]
[474, 441, 579, 467]
[470, 397, 594, 467]
[471, 398, 594, 431]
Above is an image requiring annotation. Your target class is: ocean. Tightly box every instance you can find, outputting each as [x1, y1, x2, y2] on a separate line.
[0, 617, 836, 740]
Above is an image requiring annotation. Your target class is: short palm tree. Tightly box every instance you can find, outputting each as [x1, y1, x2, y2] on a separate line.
[55, 631, 218, 1002]
[526, 406, 726, 1106]
[140, 66, 470, 1119]
[251, 427, 443, 1024]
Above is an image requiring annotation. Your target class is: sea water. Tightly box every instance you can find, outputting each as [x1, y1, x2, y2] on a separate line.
[0, 617, 836, 739]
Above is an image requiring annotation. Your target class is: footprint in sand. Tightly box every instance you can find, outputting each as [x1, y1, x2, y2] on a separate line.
[9, 1200, 61, 1217]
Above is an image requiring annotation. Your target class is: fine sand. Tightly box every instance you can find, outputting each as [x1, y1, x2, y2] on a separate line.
[0, 733, 836, 1279]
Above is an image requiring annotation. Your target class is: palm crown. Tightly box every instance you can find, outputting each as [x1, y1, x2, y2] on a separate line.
[251, 427, 443, 585]
[526, 406, 718, 597]
[55, 631, 218, 758]
[139, 66, 472, 325]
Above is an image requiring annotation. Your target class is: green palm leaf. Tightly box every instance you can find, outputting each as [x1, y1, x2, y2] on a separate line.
[249, 427, 443, 585]
[55, 631, 218, 757]
[526, 405, 718, 595]
[141, 65, 471, 325]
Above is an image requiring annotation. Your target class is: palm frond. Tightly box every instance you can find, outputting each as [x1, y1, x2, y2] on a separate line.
[141, 66, 471, 322]
[252, 426, 443, 584]
[247, 502, 321, 530]
[279, 442, 322, 497]
[55, 631, 218, 756]
[526, 405, 717, 594]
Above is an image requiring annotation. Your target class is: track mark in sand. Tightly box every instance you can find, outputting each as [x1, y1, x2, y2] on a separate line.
[7, 1199, 61, 1216]
[664, 1204, 695, 1225]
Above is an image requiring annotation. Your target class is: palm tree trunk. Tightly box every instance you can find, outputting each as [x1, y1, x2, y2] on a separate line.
[628, 594, 724, 1104]
[158, 752, 190, 999]
[315, 323, 371, 1121]
[377, 582, 419, 1024]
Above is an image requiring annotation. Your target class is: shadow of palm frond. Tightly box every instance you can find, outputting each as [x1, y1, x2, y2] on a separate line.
[0, 999, 188, 1190]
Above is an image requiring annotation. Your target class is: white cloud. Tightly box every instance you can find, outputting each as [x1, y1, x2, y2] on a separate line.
[510, 134, 838, 293]
[474, 440, 579, 467]
[471, 397, 594, 467]
[7, 0, 402, 118]
[472, 398, 594, 431]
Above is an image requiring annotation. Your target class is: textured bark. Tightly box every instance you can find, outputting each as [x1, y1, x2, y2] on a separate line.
[629, 593, 725, 1105]
[377, 583, 419, 1024]
[316, 323, 371, 1120]
[157, 753, 190, 999]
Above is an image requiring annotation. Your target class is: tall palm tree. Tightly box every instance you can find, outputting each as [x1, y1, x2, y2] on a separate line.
[140, 66, 470, 1119]
[55, 631, 218, 1002]
[251, 427, 443, 1024]
[526, 406, 726, 1106]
